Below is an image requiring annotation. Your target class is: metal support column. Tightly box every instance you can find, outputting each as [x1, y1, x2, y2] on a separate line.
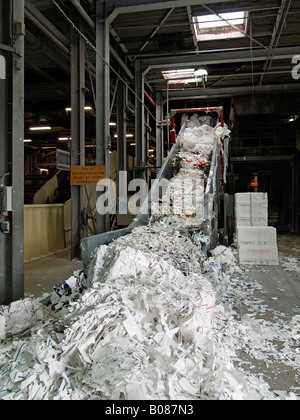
[11, 0, 25, 302]
[117, 81, 127, 184]
[71, 26, 85, 259]
[135, 60, 146, 180]
[117, 82, 127, 218]
[96, 0, 110, 233]
[0, 0, 11, 304]
[156, 92, 164, 169]
[0, 0, 25, 304]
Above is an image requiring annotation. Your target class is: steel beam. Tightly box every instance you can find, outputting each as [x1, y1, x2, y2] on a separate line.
[71, 25, 86, 259]
[107, 0, 234, 22]
[155, 92, 164, 168]
[11, 0, 25, 302]
[0, 0, 25, 304]
[0, 1, 11, 304]
[117, 81, 127, 185]
[159, 83, 300, 101]
[96, 0, 110, 234]
[135, 60, 146, 180]
[143, 46, 300, 75]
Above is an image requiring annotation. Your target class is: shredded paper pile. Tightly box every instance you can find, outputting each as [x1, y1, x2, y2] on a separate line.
[0, 116, 299, 400]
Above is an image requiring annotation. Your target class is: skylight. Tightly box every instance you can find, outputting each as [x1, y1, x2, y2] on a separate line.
[193, 11, 248, 41]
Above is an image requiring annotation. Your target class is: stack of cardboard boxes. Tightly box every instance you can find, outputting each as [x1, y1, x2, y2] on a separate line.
[235, 193, 279, 265]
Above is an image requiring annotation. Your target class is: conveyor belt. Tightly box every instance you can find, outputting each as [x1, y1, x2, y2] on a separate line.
[81, 141, 180, 268]
[81, 108, 227, 268]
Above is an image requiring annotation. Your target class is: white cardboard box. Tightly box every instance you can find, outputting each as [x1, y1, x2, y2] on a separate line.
[235, 192, 268, 206]
[235, 192, 268, 227]
[235, 204, 268, 219]
[238, 245, 279, 265]
[235, 216, 268, 227]
[237, 226, 277, 246]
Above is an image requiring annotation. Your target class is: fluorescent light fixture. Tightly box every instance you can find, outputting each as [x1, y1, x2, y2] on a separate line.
[193, 11, 248, 41]
[168, 77, 204, 85]
[148, 149, 154, 152]
[58, 137, 71, 141]
[162, 67, 208, 84]
[65, 106, 93, 111]
[30, 126, 52, 131]
[162, 68, 195, 81]
[130, 143, 136, 146]
[109, 122, 116, 126]
[114, 134, 134, 138]
[24, 139, 32, 143]
[39, 168, 49, 173]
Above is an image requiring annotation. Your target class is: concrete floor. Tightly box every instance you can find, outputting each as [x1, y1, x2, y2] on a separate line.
[234, 234, 300, 395]
[24, 248, 83, 298]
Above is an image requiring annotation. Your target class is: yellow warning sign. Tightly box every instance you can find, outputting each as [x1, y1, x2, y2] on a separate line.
[70, 166, 106, 185]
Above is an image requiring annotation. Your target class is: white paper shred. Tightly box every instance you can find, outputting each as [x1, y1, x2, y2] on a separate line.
[0, 118, 299, 400]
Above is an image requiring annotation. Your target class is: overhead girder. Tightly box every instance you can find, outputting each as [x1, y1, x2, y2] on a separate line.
[142, 46, 300, 74]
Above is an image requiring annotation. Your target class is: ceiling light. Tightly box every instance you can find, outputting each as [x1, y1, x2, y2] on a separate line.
[162, 68, 208, 84]
[58, 137, 71, 141]
[130, 143, 136, 146]
[65, 106, 93, 111]
[114, 134, 134, 138]
[148, 149, 154, 152]
[194, 67, 208, 78]
[109, 122, 116, 126]
[168, 78, 203, 85]
[162, 69, 195, 81]
[24, 139, 32, 143]
[30, 126, 52, 131]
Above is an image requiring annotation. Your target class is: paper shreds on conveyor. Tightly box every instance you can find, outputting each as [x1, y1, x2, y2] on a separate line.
[151, 121, 216, 229]
[0, 119, 299, 400]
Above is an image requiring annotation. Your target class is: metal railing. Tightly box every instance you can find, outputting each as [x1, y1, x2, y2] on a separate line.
[231, 145, 295, 160]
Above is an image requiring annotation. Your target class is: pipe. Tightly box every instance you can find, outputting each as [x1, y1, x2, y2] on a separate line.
[70, 0, 95, 30]
[144, 90, 156, 107]
[25, 0, 69, 47]
[110, 47, 134, 80]
[25, 9, 69, 54]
